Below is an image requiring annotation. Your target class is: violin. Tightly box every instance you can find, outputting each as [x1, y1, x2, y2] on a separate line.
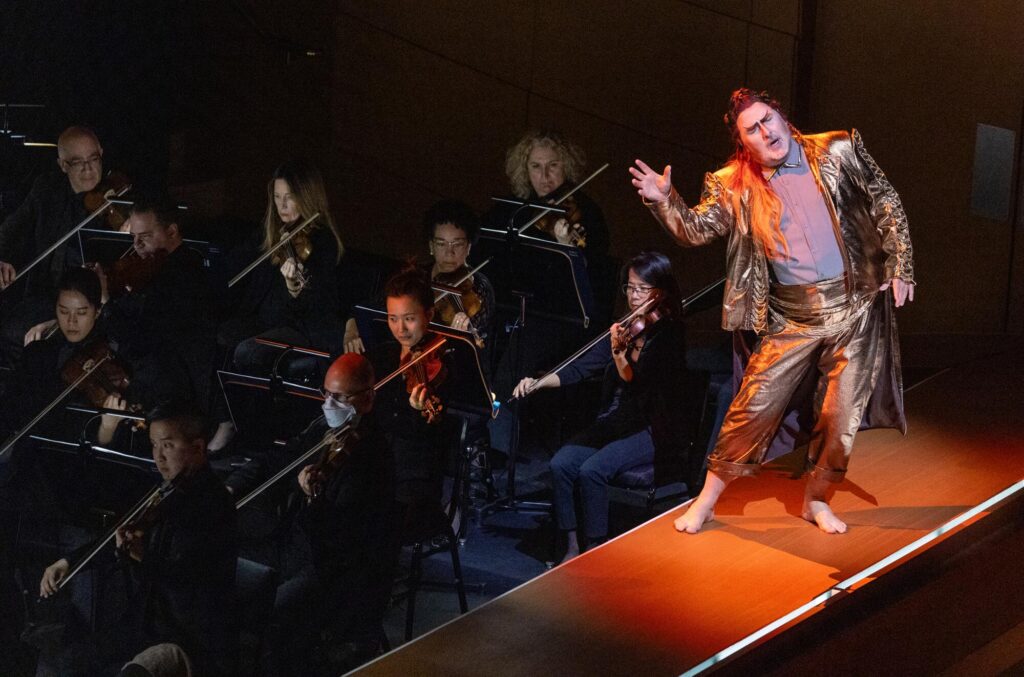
[305, 426, 359, 501]
[82, 171, 132, 230]
[271, 218, 314, 290]
[121, 479, 177, 540]
[613, 290, 668, 356]
[433, 268, 485, 348]
[60, 337, 133, 408]
[514, 291, 664, 400]
[100, 248, 169, 298]
[533, 193, 586, 247]
[402, 337, 447, 423]
[43, 479, 173, 596]
[0, 335, 135, 458]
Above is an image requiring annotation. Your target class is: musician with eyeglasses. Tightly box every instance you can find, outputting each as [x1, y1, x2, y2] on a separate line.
[512, 252, 694, 563]
[342, 199, 495, 356]
[258, 353, 397, 675]
[0, 126, 111, 361]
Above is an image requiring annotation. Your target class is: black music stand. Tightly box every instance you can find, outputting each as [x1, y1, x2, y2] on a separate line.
[77, 227, 222, 269]
[473, 208, 601, 515]
[28, 434, 157, 472]
[475, 227, 594, 329]
[216, 370, 325, 449]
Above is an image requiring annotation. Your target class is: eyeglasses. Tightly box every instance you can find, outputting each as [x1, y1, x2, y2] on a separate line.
[61, 154, 101, 172]
[431, 238, 468, 253]
[320, 386, 372, 402]
[621, 284, 656, 296]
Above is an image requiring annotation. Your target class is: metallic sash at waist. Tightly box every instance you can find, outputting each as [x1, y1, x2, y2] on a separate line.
[769, 274, 865, 328]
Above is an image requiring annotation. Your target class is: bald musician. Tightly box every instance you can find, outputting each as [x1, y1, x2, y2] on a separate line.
[0, 127, 110, 358]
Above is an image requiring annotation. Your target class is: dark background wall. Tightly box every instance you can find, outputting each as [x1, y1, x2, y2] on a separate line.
[2, 1, 1021, 355]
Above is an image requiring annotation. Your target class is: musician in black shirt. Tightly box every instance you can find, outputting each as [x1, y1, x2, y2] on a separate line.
[39, 402, 238, 676]
[0, 127, 108, 361]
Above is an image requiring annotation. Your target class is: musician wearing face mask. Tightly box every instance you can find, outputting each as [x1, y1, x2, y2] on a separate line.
[0, 127, 111, 362]
[37, 402, 238, 677]
[260, 353, 396, 675]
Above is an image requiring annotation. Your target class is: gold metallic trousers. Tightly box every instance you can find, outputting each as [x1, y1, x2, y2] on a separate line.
[708, 275, 884, 482]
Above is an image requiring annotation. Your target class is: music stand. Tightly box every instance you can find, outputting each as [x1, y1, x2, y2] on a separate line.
[216, 370, 325, 447]
[77, 227, 222, 269]
[28, 434, 157, 471]
[474, 206, 603, 514]
[475, 227, 594, 329]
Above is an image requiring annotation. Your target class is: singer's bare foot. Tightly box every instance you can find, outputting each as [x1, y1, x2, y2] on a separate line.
[802, 500, 847, 534]
[674, 498, 715, 534]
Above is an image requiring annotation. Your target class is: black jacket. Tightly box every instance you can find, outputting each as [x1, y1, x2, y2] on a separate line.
[224, 227, 343, 353]
[558, 316, 698, 482]
[370, 335, 453, 497]
[296, 415, 395, 574]
[0, 171, 88, 298]
[105, 244, 216, 410]
[130, 463, 238, 676]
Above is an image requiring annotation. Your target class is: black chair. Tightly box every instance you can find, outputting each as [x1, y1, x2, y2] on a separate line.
[607, 370, 714, 516]
[234, 557, 279, 676]
[393, 411, 474, 641]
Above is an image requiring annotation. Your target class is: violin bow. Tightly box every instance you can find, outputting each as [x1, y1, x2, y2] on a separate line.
[4, 183, 132, 291]
[516, 162, 609, 236]
[228, 212, 320, 288]
[52, 480, 173, 594]
[0, 354, 112, 460]
[513, 293, 661, 400]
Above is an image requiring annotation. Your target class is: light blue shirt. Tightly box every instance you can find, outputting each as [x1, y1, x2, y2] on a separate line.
[767, 144, 845, 284]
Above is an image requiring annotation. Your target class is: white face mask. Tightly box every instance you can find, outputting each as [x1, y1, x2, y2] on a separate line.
[322, 397, 357, 429]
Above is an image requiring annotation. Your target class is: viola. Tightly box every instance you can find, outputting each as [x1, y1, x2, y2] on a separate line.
[82, 171, 132, 230]
[122, 478, 177, 536]
[60, 337, 133, 409]
[401, 337, 447, 423]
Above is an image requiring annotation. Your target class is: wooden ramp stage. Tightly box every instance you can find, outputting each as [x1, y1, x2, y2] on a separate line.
[355, 346, 1024, 676]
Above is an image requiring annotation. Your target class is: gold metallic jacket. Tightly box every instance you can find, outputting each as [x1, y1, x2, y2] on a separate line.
[648, 129, 914, 335]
